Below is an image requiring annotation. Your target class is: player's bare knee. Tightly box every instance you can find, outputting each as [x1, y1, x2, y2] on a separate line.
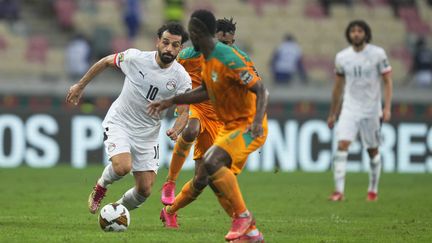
[193, 175, 209, 191]
[204, 159, 225, 175]
[182, 124, 199, 142]
[136, 185, 151, 198]
[113, 163, 131, 176]
[338, 141, 351, 151]
[367, 148, 379, 158]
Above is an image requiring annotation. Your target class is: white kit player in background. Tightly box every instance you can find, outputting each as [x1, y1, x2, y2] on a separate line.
[66, 22, 192, 214]
[327, 20, 393, 202]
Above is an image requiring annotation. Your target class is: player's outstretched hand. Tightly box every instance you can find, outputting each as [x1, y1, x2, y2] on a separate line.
[249, 121, 264, 138]
[147, 99, 174, 116]
[166, 128, 178, 141]
[66, 84, 84, 106]
[327, 114, 336, 129]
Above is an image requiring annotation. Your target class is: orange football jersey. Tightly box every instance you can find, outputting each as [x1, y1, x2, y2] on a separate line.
[177, 47, 218, 120]
[201, 42, 261, 126]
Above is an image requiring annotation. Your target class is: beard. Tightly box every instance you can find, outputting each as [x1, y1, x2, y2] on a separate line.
[159, 51, 176, 64]
[351, 36, 366, 47]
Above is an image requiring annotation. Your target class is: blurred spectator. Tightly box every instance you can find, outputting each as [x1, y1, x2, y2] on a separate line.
[249, 0, 289, 16]
[271, 34, 307, 85]
[54, 0, 76, 30]
[319, 0, 353, 16]
[123, 0, 141, 40]
[0, 0, 20, 22]
[65, 34, 91, 81]
[410, 37, 432, 87]
[26, 35, 49, 63]
[92, 26, 112, 59]
[389, 0, 416, 17]
[164, 0, 184, 23]
[0, 36, 7, 51]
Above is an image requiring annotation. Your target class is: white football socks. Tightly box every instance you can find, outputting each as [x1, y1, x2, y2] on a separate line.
[117, 187, 147, 210]
[368, 154, 381, 193]
[97, 163, 123, 188]
[333, 150, 348, 193]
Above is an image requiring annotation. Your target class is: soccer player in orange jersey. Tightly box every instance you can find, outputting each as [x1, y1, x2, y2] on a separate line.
[161, 17, 249, 205]
[149, 10, 268, 243]
[161, 19, 235, 205]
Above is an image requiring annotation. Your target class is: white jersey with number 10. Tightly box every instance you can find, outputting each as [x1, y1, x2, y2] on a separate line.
[102, 48, 192, 142]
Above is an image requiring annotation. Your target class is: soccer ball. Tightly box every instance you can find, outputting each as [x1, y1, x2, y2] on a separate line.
[99, 203, 130, 232]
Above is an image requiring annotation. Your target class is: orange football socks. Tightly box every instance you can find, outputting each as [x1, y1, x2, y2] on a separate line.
[210, 167, 247, 216]
[209, 181, 234, 217]
[167, 136, 193, 181]
[167, 180, 202, 214]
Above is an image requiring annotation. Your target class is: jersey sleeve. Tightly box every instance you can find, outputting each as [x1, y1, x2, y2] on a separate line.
[228, 54, 260, 88]
[376, 49, 392, 74]
[177, 57, 187, 67]
[233, 65, 261, 88]
[113, 48, 141, 76]
[334, 54, 344, 75]
[175, 70, 192, 95]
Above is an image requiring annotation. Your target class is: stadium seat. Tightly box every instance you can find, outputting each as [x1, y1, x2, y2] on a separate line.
[25, 35, 49, 63]
[54, 0, 76, 29]
[0, 35, 7, 51]
[111, 36, 132, 53]
[304, 2, 326, 19]
[92, 26, 113, 59]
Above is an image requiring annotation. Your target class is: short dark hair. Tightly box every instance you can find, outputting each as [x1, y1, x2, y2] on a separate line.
[190, 9, 216, 35]
[216, 17, 236, 35]
[345, 20, 372, 44]
[157, 22, 189, 44]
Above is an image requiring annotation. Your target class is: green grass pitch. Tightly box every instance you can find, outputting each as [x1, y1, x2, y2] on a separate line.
[0, 166, 431, 242]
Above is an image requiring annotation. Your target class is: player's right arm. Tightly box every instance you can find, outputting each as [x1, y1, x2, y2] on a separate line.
[66, 54, 116, 105]
[147, 83, 209, 116]
[328, 53, 345, 129]
[328, 74, 345, 129]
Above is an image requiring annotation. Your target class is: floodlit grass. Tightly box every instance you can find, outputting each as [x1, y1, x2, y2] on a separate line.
[0, 166, 431, 242]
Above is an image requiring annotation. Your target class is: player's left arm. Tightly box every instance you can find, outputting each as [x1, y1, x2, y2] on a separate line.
[382, 72, 393, 122]
[248, 80, 269, 138]
[379, 49, 393, 122]
[166, 105, 189, 141]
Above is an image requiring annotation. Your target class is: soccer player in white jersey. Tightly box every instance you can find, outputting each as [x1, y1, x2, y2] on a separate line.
[327, 20, 393, 202]
[66, 22, 192, 213]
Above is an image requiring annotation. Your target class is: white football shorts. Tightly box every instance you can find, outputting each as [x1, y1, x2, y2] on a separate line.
[103, 124, 160, 173]
[336, 111, 382, 148]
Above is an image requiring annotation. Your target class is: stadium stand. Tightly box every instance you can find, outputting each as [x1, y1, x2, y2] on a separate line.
[0, 0, 431, 97]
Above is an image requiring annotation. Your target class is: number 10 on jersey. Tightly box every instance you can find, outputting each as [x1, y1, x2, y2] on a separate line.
[146, 85, 159, 101]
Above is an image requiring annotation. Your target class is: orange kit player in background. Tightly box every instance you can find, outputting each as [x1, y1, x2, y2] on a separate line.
[149, 10, 269, 243]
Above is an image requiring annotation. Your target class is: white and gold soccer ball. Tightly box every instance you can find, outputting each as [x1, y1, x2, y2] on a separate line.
[99, 203, 130, 232]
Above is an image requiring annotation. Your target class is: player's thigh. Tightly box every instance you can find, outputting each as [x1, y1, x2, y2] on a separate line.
[111, 153, 133, 172]
[336, 112, 360, 143]
[182, 118, 201, 142]
[193, 159, 209, 190]
[212, 121, 268, 175]
[132, 170, 157, 197]
[193, 115, 222, 160]
[104, 125, 133, 173]
[359, 117, 381, 149]
[203, 145, 232, 175]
